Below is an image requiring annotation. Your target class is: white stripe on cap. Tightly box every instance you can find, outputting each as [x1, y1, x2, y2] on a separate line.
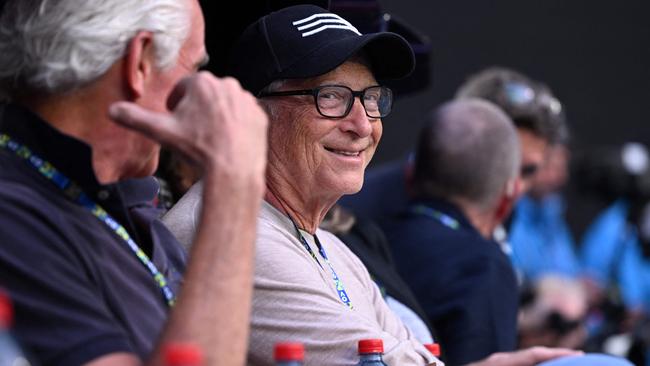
[292, 13, 361, 37]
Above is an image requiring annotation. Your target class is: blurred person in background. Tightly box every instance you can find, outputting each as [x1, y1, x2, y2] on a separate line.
[575, 142, 650, 364]
[507, 135, 582, 284]
[579, 142, 650, 317]
[382, 98, 522, 365]
[458, 68, 590, 355]
[509, 131, 589, 351]
[454, 67, 564, 198]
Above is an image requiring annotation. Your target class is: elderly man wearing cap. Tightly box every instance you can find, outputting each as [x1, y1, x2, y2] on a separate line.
[163, 4, 583, 366]
[163, 4, 433, 365]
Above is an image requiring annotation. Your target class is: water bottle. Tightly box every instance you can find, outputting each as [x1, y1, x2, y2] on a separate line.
[424, 343, 440, 357]
[424, 343, 440, 365]
[274, 342, 304, 366]
[0, 291, 31, 366]
[164, 342, 204, 366]
[356, 339, 388, 366]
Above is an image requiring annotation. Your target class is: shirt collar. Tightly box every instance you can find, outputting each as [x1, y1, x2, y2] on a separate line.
[0, 103, 159, 207]
[409, 196, 477, 233]
[0, 103, 100, 191]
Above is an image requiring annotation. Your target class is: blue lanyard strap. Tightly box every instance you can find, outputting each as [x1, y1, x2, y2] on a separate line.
[410, 204, 460, 230]
[288, 217, 353, 309]
[0, 134, 176, 307]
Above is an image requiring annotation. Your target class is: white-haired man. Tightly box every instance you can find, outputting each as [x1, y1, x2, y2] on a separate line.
[0, 1, 267, 365]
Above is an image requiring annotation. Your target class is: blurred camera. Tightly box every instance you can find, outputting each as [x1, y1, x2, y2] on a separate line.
[573, 142, 650, 256]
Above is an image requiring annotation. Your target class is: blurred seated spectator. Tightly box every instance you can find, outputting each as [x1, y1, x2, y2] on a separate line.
[577, 142, 650, 320]
[572, 142, 650, 364]
[580, 199, 648, 318]
[509, 142, 582, 283]
[383, 99, 522, 365]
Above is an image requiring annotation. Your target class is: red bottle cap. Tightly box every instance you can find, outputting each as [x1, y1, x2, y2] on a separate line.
[0, 290, 13, 329]
[358, 339, 384, 354]
[164, 342, 204, 366]
[274, 342, 304, 361]
[425, 343, 441, 357]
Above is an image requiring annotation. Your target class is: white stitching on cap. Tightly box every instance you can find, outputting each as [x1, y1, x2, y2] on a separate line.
[292, 13, 361, 37]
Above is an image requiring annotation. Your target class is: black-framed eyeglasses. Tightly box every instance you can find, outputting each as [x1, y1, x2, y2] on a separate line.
[258, 85, 393, 119]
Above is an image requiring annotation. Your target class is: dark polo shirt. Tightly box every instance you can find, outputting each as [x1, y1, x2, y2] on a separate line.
[383, 198, 518, 366]
[0, 104, 186, 365]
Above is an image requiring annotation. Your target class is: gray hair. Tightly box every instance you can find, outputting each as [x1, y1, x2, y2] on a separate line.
[0, 0, 191, 99]
[413, 98, 521, 210]
[455, 67, 567, 145]
[257, 79, 288, 121]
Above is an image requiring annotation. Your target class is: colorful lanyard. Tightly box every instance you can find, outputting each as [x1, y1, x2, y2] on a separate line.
[288, 216, 353, 309]
[410, 204, 460, 230]
[0, 134, 176, 307]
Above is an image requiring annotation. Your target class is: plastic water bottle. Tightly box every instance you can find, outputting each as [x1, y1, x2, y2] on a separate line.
[424, 343, 440, 365]
[164, 342, 204, 366]
[0, 291, 31, 366]
[356, 339, 388, 366]
[274, 342, 304, 366]
[424, 343, 441, 357]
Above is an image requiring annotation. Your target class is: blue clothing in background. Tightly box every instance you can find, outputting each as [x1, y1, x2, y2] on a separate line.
[339, 158, 409, 225]
[384, 198, 518, 365]
[580, 200, 648, 312]
[509, 194, 581, 282]
[538, 354, 634, 366]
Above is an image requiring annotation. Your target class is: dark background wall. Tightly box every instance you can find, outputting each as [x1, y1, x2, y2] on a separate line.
[373, 0, 650, 166]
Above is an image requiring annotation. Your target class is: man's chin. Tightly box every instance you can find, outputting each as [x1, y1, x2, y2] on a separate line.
[341, 180, 364, 196]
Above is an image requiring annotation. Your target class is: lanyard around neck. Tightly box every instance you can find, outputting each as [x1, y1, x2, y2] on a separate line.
[0, 134, 176, 307]
[287, 215, 353, 309]
[410, 204, 460, 230]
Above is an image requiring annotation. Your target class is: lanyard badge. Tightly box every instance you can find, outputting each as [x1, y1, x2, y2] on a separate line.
[288, 216, 353, 309]
[0, 134, 176, 307]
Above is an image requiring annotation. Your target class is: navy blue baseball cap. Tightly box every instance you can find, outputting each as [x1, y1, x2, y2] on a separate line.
[227, 4, 416, 95]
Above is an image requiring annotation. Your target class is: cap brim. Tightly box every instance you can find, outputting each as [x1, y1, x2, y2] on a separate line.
[276, 32, 415, 84]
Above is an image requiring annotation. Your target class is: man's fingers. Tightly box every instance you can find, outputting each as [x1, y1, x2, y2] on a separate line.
[469, 347, 584, 366]
[108, 102, 176, 144]
[529, 347, 583, 363]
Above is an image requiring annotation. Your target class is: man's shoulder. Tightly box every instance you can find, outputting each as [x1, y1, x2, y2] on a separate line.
[384, 210, 479, 250]
[0, 158, 69, 214]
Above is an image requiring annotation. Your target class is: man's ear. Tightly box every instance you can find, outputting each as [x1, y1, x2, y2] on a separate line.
[494, 178, 521, 222]
[505, 178, 520, 198]
[123, 31, 156, 100]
